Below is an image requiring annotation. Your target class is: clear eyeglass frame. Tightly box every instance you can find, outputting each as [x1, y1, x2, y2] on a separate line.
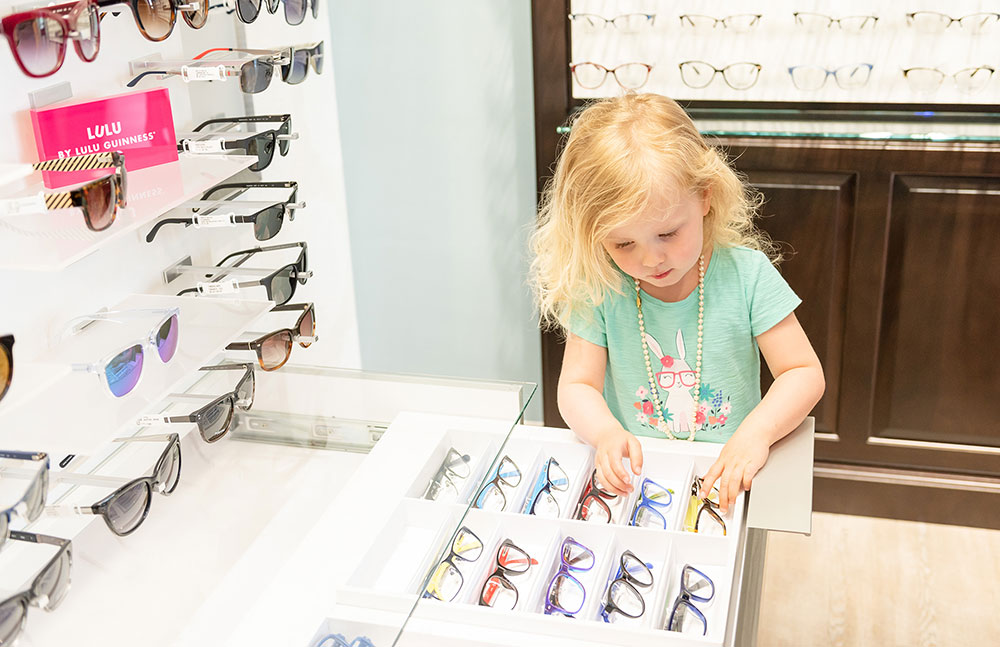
[567, 13, 655, 34]
[792, 12, 879, 33]
[569, 61, 653, 90]
[678, 60, 761, 90]
[905, 11, 1000, 35]
[678, 14, 761, 32]
[423, 447, 471, 502]
[787, 63, 874, 90]
[902, 66, 995, 94]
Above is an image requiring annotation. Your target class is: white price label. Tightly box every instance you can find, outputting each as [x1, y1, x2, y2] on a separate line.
[0, 193, 46, 217]
[197, 279, 240, 295]
[136, 415, 169, 426]
[185, 139, 226, 154]
[180, 65, 227, 82]
[194, 213, 235, 227]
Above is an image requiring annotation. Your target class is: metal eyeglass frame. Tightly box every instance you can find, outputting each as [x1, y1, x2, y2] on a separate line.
[678, 13, 761, 30]
[67, 308, 180, 398]
[526, 457, 569, 516]
[0, 531, 72, 645]
[905, 11, 1000, 33]
[600, 549, 653, 622]
[0, 450, 49, 548]
[629, 478, 674, 529]
[478, 538, 536, 609]
[678, 60, 762, 90]
[667, 564, 715, 635]
[787, 64, 874, 91]
[544, 536, 595, 617]
[45, 434, 181, 536]
[138, 363, 255, 442]
[792, 12, 879, 32]
[574, 467, 617, 523]
[423, 447, 471, 501]
[567, 13, 655, 32]
[474, 454, 521, 511]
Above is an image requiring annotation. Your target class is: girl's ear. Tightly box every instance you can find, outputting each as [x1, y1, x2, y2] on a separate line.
[701, 185, 713, 218]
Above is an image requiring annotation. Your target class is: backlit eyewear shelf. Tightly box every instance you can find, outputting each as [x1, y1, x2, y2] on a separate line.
[0, 293, 273, 456]
[0, 153, 256, 271]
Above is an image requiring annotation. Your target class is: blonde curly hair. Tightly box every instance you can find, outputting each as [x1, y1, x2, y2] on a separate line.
[529, 93, 778, 331]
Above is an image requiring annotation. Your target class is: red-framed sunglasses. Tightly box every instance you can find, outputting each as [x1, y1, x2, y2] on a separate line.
[1, 0, 100, 78]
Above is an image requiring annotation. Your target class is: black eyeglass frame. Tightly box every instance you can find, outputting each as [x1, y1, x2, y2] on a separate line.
[192, 114, 293, 156]
[0, 531, 72, 645]
[144, 185, 301, 243]
[600, 549, 653, 621]
[477, 538, 532, 608]
[574, 467, 618, 522]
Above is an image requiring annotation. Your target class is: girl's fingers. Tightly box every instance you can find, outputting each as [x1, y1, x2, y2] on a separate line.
[700, 460, 724, 499]
[625, 434, 643, 475]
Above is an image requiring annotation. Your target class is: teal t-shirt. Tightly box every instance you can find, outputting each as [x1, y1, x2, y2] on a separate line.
[569, 246, 801, 443]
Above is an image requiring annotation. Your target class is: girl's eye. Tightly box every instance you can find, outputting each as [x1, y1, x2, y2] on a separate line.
[614, 241, 633, 250]
[660, 231, 677, 239]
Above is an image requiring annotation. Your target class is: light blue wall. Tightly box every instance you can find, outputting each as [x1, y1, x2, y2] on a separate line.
[329, 1, 543, 421]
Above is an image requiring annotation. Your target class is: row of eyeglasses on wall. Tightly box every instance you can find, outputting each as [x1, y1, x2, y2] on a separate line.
[568, 11, 1000, 35]
[570, 61, 998, 94]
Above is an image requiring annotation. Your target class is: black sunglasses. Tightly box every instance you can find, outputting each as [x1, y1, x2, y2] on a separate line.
[177, 129, 285, 172]
[145, 182, 302, 243]
[48, 434, 181, 536]
[177, 241, 310, 304]
[192, 114, 293, 156]
[1, 334, 12, 402]
[151, 363, 255, 442]
[226, 303, 316, 370]
[0, 531, 72, 645]
[263, 0, 318, 24]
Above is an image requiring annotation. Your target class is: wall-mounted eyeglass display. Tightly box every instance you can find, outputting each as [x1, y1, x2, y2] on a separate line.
[905, 11, 999, 35]
[679, 14, 761, 32]
[629, 478, 673, 529]
[0, 450, 49, 547]
[97, 0, 207, 41]
[569, 61, 653, 90]
[193, 42, 323, 84]
[902, 65, 995, 94]
[787, 63, 873, 90]
[1, 0, 99, 77]
[0, 170, 125, 232]
[189, 114, 294, 157]
[176, 242, 311, 306]
[47, 434, 181, 535]
[423, 448, 471, 502]
[474, 455, 521, 511]
[524, 457, 568, 517]
[177, 126, 296, 172]
[679, 60, 761, 90]
[600, 550, 653, 623]
[128, 52, 289, 94]
[66, 308, 180, 398]
[0, 334, 12, 402]
[424, 526, 482, 602]
[544, 537, 594, 617]
[478, 539, 537, 610]
[666, 564, 714, 635]
[568, 13, 655, 33]
[0, 531, 72, 645]
[138, 364, 254, 441]
[145, 191, 304, 243]
[684, 476, 726, 535]
[573, 467, 617, 523]
[792, 12, 878, 33]
[225, 303, 317, 371]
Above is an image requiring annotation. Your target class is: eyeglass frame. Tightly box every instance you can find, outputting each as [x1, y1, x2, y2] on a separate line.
[686, 476, 726, 535]
[600, 549, 653, 622]
[176, 242, 311, 305]
[569, 61, 653, 90]
[0, 169, 125, 232]
[314, 635, 374, 647]
[424, 447, 471, 501]
[678, 14, 761, 30]
[905, 11, 1000, 32]
[629, 478, 674, 528]
[0, 450, 49, 547]
[0, 530, 72, 644]
[574, 467, 618, 523]
[792, 12, 879, 31]
[544, 536, 595, 617]
[141, 364, 255, 441]
[787, 63, 874, 91]
[477, 538, 536, 608]
[1, 0, 100, 78]
[225, 303, 317, 371]
[667, 564, 715, 635]
[192, 114, 293, 156]
[678, 60, 762, 90]
[424, 525, 482, 601]
[526, 457, 569, 516]
[567, 13, 655, 30]
[1, 334, 13, 402]
[144, 193, 303, 243]
[474, 454, 521, 511]
[96, 0, 205, 42]
[193, 43, 322, 84]
[901, 66, 996, 92]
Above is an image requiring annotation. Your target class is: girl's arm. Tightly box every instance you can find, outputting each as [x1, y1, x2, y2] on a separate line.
[700, 312, 825, 513]
[558, 333, 643, 496]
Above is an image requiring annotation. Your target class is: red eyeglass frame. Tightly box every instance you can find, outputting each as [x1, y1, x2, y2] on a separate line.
[0, 0, 100, 78]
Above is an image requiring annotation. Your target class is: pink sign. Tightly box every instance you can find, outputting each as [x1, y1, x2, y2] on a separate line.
[30, 88, 178, 189]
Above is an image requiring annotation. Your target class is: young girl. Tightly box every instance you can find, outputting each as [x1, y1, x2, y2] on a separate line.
[529, 93, 825, 514]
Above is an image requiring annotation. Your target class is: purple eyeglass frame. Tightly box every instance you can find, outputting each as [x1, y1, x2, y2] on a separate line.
[543, 537, 594, 617]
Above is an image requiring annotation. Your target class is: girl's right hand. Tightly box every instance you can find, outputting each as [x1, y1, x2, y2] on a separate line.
[594, 428, 644, 496]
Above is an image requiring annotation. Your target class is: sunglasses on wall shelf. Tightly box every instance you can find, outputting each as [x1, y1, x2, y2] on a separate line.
[1, 0, 99, 77]
[190, 114, 293, 156]
[225, 302, 317, 370]
[0, 450, 49, 548]
[136, 363, 254, 441]
[193, 42, 322, 84]
[176, 129, 296, 172]
[0, 531, 72, 645]
[222, 0, 317, 25]
[212, 240, 309, 285]
[67, 308, 180, 397]
[128, 51, 289, 94]
[0, 167, 126, 232]
[46, 433, 181, 535]
[145, 194, 304, 242]
[1, 334, 13, 402]
[96, 0, 208, 42]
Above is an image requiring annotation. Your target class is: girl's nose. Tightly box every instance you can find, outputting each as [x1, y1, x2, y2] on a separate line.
[641, 247, 664, 268]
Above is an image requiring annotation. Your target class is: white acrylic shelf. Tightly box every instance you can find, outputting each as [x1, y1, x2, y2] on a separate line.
[0, 153, 256, 271]
[0, 360, 69, 420]
[0, 292, 273, 456]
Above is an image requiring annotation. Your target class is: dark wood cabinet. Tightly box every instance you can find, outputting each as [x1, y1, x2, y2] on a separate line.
[531, 1, 1000, 529]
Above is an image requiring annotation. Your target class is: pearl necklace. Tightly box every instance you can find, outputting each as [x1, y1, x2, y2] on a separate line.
[636, 255, 704, 441]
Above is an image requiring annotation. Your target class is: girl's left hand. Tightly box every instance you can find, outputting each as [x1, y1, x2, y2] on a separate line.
[699, 430, 770, 514]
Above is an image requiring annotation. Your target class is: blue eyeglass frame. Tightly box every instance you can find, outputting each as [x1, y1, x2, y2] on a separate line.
[629, 478, 673, 528]
[667, 564, 716, 635]
[313, 634, 375, 647]
[544, 536, 595, 617]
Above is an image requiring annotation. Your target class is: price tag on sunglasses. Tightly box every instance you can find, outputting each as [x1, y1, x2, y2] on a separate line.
[180, 65, 229, 82]
[194, 214, 236, 228]
[0, 192, 47, 217]
[183, 138, 227, 154]
[197, 279, 240, 295]
[136, 415, 170, 426]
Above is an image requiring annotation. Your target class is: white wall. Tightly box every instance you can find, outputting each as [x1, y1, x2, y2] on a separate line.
[329, 1, 544, 421]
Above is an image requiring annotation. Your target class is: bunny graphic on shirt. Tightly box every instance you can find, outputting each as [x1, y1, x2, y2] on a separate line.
[643, 330, 698, 438]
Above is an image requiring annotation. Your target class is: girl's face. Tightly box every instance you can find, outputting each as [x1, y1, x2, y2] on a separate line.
[601, 182, 711, 300]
